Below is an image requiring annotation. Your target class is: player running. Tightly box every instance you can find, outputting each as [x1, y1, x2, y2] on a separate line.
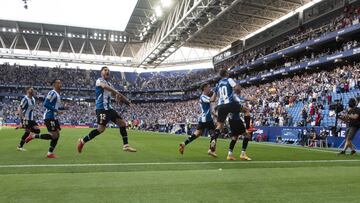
[77, 66, 136, 153]
[226, 95, 252, 161]
[179, 83, 217, 157]
[16, 87, 40, 151]
[210, 68, 256, 153]
[25, 79, 63, 158]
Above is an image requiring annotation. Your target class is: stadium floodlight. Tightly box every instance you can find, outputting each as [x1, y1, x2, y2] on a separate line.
[8, 29, 12, 32]
[12, 28, 16, 33]
[155, 6, 163, 17]
[94, 33, 98, 37]
[99, 33, 102, 37]
[55, 33, 58, 36]
[67, 33, 72, 38]
[90, 36, 93, 39]
[82, 35, 86, 39]
[161, 0, 172, 8]
[45, 32, 49, 35]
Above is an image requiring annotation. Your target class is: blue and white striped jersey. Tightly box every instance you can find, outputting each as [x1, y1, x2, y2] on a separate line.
[198, 94, 213, 123]
[43, 90, 61, 119]
[19, 96, 36, 120]
[95, 77, 113, 110]
[215, 78, 237, 106]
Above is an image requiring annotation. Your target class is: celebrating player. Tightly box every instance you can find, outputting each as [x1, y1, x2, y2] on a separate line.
[226, 95, 252, 161]
[210, 68, 256, 153]
[16, 87, 40, 151]
[77, 66, 136, 153]
[179, 83, 217, 157]
[25, 79, 63, 158]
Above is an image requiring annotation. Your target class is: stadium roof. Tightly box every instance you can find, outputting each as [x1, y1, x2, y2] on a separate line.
[186, 0, 312, 49]
[0, 0, 319, 69]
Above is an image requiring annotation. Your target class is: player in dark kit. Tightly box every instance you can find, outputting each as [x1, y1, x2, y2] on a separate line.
[210, 68, 256, 153]
[179, 83, 217, 157]
[77, 66, 136, 153]
[25, 79, 63, 158]
[16, 87, 40, 151]
[226, 95, 252, 161]
[338, 98, 360, 155]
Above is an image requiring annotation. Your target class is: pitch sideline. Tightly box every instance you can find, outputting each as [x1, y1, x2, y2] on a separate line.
[0, 159, 359, 168]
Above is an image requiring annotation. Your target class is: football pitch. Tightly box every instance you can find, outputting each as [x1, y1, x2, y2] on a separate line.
[1, 128, 360, 203]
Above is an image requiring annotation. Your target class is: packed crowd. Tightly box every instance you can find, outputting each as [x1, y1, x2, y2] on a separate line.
[235, 39, 359, 81]
[1, 62, 360, 130]
[215, 4, 360, 70]
[0, 63, 214, 92]
[241, 62, 360, 127]
[126, 69, 216, 90]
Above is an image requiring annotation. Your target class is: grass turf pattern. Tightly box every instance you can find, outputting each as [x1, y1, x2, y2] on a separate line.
[0, 128, 359, 202]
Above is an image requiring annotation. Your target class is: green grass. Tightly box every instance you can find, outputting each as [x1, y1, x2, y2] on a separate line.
[0, 127, 360, 203]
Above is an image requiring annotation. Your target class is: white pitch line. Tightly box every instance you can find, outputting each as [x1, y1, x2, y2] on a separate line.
[0, 159, 359, 168]
[251, 142, 339, 154]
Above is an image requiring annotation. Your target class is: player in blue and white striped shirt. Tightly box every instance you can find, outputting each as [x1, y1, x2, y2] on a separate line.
[179, 83, 217, 157]
[77, 66, 136, 153]
[16, 87, 40, 151]
[25, 79, 64, 158]
[210, 68, 256, 153]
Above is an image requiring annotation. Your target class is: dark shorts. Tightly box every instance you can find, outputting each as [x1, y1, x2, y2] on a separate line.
[345, 127, 359, 140]
[21, 119, 38, 130]
[196, 121, 216, 131]
[44, 119, 61, 132]
[229, 119, 246, 136]
[217, 102, 242, 123]
[96, 109, 122, 125]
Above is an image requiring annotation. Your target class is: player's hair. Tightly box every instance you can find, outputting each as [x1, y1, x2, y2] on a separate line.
[51, 79, 60, 86]
[349, 98, 357, 108]
[25, 86, 32, 91]
[219, 68, 228, 77]
[200, 83, 209, 91]
[101, 66, 108, 72]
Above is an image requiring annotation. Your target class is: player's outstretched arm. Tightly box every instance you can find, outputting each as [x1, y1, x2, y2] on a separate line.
[99, 82, 131, 105]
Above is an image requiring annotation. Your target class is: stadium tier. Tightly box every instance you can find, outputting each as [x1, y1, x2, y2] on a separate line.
[2, 1, 360, 203]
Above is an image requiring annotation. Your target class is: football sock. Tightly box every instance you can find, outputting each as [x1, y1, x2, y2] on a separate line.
[184, 134, 197, 145]
[83, 129, 101, 143]
[48, 138, 59, 153]
[19, 132, 30, 148]
[119, 127, 129, 145]
[34, 134, 53, 140]
[229, 139, 237, 154]
[242, 137, 249, 152]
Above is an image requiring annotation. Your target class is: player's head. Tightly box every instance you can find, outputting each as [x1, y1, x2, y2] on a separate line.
[51, 79, 62, 91]
[101, 66, 110, 79]
[200, 83, 211, 95]
[25, 86, 33, 96]
[219, 68, 229, 78]
[348, 98, 357, 108]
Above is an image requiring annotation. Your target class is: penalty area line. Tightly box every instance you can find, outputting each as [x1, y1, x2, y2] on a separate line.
[0, 159, 360, 168]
